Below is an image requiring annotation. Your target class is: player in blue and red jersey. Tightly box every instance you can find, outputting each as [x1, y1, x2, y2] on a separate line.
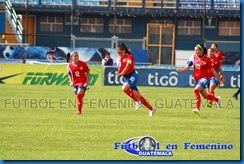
[68, 51, 90, 115]
[116, 43, 156, 116]
[177, 44, 224, 116]
[207, 48, 225, 107]
[211, 43, 225, 63]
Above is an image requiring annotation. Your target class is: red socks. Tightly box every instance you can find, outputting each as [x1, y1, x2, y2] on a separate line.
[76, 93, 84, 113]
[194, 89, 219, 110]
[139, 96, 153, 111]
[206, 93, 218, 102]
[124, 89, 153, 111]
[208, 91, 214, 105]
[194, 89, 201, 110]
[124, 89, 138, 102]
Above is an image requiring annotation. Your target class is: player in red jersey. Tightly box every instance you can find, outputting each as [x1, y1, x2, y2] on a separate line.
[211, 43, 225, 63]
[67, 51, 90, 115]
[116, 43, 156, 116]
[177, 44, 224, 116]
[207, 48, 225, 107]
[233, 60, 240, 100]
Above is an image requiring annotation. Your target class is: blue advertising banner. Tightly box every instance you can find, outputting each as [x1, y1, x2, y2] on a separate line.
[0, 45, 147, 64]
[103, 67, 240, 88]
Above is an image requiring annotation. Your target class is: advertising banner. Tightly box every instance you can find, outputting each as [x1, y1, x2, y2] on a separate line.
[0, 64, 102, 86]
[103, 67, 240, 88]
[0, 45, 147, 64]
[0, 64, 239, 88]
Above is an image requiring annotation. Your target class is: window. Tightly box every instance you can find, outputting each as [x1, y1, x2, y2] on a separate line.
[149, 19, 173, 24]
[109, 18, 132, 34]
[80, 18, 104, 33]
[219, 21, 240, 36]
[40, 16, 63, 32]
[65, 14, 79, 25]
[178, 20, 201, 35]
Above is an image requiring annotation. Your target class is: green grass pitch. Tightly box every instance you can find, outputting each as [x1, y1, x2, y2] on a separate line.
[0, 84, 240, 160]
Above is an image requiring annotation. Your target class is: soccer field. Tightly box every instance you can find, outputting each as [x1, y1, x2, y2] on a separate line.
[0, 84, 240, 160]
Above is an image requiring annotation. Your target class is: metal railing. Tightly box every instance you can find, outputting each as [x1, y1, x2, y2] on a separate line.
[10, 0, 240, 10]
[5, 0, 24, 43]
[71, 35, 146, 49]
[75, 0, 177, 8]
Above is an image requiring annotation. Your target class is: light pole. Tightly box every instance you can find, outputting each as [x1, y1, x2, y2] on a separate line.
[202, 0, 206, 45]
[113, 0, 117, 48]
[25, 0, 28, 43]
[70, 0, 74, 47]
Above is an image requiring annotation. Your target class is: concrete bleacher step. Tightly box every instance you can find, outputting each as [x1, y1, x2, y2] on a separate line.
[2, 19, 19, 44]
[0, 36, 5, 43]
[0, 8, 4, 43]
[0, 7, 18, 44]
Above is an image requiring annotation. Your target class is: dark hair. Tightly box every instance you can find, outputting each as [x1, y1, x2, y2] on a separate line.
[208, 48, 214, 52]
[196, 44, 207, 54]
[98, 48, 109, 58]
[117, 43, 131, 54]
[66, 52, 70, 62]
[212, 43, 218, 48]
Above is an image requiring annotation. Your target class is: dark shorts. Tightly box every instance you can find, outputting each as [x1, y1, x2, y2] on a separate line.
[209, 77, 219, 86]
[123, 71, 139, 91]
[73, 85, 87, 95]
[195, 78, 210, 89]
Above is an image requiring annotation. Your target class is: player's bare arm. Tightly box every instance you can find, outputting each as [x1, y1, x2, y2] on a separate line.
[210, 67, 224, 86]
[68, 72, 73, 86]
[177, 65, 190, 73]
[85, 71, 90, 87]
[118, 60, 131, 76]
[219, 66, 225, 83]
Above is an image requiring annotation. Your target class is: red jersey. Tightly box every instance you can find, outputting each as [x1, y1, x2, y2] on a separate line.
[188, 54, 213, 81]
[68, 60, 90, 86]
[211, 57, 221, 71]
[118, 53, 135, 75]
[208, 57, 221, 77]
[214, 50, 225, 63]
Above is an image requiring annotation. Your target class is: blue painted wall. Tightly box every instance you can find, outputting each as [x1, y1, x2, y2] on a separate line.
[34, 13, 239, 51]
[0, 12, 5, 34]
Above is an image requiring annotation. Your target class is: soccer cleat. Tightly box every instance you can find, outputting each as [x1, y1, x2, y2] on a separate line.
[135, 101, 142, 110]
[233, 94, 238, 100]
[192, 108, 200, 116]
[149, 108, 156, 116]
[207, 103, 212, 108]
[216, 96, 221, 109]
[76, 110, 82, 115]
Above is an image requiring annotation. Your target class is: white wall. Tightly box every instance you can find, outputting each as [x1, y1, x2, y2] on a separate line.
[175, 50, 193, 66]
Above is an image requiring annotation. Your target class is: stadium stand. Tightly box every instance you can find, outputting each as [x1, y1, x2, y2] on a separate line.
[214, 0, 227, 8]
[227, 0, 237, 8]
[63, 0, 72, 4]
[42, 0, 53, 5]
[53, 0, 62, 4]
[1, 0, 240, 65]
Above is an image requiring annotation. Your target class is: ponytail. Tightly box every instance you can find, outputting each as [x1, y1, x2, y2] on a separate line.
[118, 43, 131, 54]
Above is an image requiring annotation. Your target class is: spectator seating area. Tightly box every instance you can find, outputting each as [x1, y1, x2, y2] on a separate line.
[9, 0, 240, 9]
